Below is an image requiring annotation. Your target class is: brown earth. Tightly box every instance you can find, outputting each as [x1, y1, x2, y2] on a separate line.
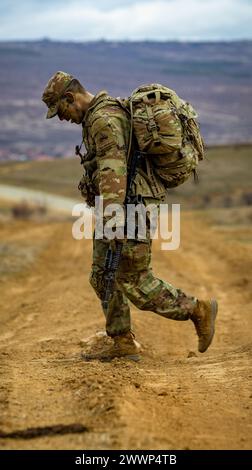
[0, 210, 251, 450]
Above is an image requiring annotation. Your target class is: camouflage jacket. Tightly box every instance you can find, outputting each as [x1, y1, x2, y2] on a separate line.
[80, 90, 166, 209]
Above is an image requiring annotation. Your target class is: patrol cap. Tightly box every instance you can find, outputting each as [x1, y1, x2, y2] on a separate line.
[42, 71, 74, 119]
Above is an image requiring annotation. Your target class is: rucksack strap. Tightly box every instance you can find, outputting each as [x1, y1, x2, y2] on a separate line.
[145, 105, 160, 143]
[127, 100, 134, 164]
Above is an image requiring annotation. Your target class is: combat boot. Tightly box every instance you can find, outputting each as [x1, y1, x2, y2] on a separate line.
[190, 299, 218, 353]
[82, 331, 142, 362]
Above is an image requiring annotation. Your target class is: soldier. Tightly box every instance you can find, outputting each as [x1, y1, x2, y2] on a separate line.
[42, 71, 218, 362]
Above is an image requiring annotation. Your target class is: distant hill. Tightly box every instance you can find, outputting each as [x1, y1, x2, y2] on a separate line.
[0, 40, 251, 160]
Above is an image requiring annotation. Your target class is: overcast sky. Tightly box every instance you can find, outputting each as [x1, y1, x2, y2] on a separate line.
[0, 0, 252, 41]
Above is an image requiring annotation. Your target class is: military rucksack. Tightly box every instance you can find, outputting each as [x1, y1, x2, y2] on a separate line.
[125, 83, 205, 188]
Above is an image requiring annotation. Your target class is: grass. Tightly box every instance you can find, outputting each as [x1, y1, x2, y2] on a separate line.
[0, 158, 81, 199]
[0, 144, 251, 209]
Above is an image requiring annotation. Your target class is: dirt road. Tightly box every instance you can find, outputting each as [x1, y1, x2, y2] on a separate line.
[0, 210, 251, 450]
[0, 184, 81, 214]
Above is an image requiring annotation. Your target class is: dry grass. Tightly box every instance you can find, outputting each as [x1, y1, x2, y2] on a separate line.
[0, 145, 251, 209]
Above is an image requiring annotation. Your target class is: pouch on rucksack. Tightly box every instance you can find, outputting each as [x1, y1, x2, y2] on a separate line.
[126, 83, 205, 188]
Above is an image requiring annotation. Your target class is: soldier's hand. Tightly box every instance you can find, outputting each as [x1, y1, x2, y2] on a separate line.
[102, 228, 127, 247]
[108, 237, 127, 253]
[103, 214, 126, 245]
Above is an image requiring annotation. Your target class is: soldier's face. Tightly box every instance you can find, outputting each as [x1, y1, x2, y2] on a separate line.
[57, 97, 82, 124]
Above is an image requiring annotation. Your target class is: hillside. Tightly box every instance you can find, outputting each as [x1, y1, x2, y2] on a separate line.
[0, 209, 251, 450]
[0, 144, 251, 450]
[0, 144, 251, 210]
[0, 40, 251, 160]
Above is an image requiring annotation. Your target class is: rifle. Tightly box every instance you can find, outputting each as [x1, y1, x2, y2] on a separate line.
[102, 149, 143, 312]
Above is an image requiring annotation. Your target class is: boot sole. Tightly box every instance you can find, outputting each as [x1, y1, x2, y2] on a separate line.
[199, 299, 218, 353]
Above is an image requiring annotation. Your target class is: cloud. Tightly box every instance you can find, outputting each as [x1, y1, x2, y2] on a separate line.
[0, 0, 252, 41]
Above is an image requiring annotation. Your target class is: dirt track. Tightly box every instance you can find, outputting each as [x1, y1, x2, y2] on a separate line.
[0, 211, 251, 450]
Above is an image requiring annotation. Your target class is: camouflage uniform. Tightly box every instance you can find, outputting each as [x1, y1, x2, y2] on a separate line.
[81, 91, 197, 337]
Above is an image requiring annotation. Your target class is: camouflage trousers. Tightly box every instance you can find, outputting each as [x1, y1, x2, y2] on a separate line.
[89, 234, 197, 338]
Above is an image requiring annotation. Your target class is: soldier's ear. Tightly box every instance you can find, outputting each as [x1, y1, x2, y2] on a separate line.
[64, 91, 75, 103]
